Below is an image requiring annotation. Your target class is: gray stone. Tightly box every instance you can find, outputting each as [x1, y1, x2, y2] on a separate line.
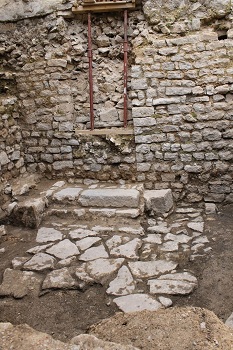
[225, 312, 233, 328]
[153, 97, 181, 105]
[144, 189, 173, 214]
[158, 296, 173, 307]
[187, 222, 204, 233]
[79, 244, 108, 261]
[148, 272, 197, 295]
[143, 234, 162, 244]
[79, 189, 140, 208]
[0, 268, 42, 298]
[11, 197, 46, 228]
[69, 228, 99, 240]
[46, 239, 80, 260]
[27, 243, 54, 255]
[107, 266, 135, 296]
[106, 235, 130, 250]
[76, 237, 101, 251]
[36, 227, 63, 243]
[128, 260, 177, 278]
[114, 294, 162, 313]
[132, 107, 154, 118]
[11, 257, 30, 269]
[160, 241, 179, 252]
[205, 203, 216, 214]
[42, 268, 77, 290]
[53, 187, 82, 201]
[0, 151, 10, 165]
[85, 258, 124, 281]
[110, 239, 142, 259]
[23, 253, 56, 271]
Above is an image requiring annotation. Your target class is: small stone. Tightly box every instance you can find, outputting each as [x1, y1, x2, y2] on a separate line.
[42, 268, 77, 290]
[143, 234, 162, 244]
[107, 266, 135, 296]
[160, 241, 179, 251]
[144, 189, 173, 214]
[46, 239, 80, 260]
[0, 226, 6, 236]
[79, 244, 108, 261]
[225, 312, 233, 328]
[158, 296, 173, 307]
[0, 248, 5, 254]
[205, 203, 216, 214]
[23, 253, 56, 271]
[36, 227, 63, 243]
[114, 294, 162, 313]
[12, 257, 29, 269]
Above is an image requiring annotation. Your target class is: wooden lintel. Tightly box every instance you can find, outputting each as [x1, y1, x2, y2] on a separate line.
[75, 127, 134, 135]
[72, 2, 135, 14]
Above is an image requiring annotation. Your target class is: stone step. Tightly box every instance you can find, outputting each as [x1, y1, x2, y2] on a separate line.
[6, 180, 174, 228]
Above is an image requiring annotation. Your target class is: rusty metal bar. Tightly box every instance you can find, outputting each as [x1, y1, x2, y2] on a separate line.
[88, 12, 94, 130]
[123, 9, 128, 128]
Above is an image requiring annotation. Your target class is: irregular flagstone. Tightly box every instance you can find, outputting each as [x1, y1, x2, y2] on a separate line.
[46, 239, 80, 260]
[57, 256, 77, 268]
[148, 272, 197, 295]
[23, 253, 56, 271]
[192, 236, 209, 245]
[160, 241, 179, 252]
[0, 268, 43, 298]
[106, 235, 130, 250]
[85, 258, 125, 281]
[164, 233, 192, 244]
[187, 222, 204, 233]
[53, 187, 82, 201]
[42, 268, 77, 290]
[92, 225, 114, 233]
[143, 234, 162, 244]
[128, 260, 177, 278]
[78, 188, 140, 208]
[27, 243, 54, 254]
[69, 228, 99, 240]
[144, 189, 173, 214]
[110, 239, 142, 259]
[107, 266, 135, 296]
[113, 294, 162, 313]
[36, 227, 63, 243]
[76, 237, 101, 251]
[75, 267, 95, 283]
[79, 245, 108, 261]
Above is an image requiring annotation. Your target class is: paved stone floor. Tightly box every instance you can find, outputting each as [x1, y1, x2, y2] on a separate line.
[0, 181, 213, 313]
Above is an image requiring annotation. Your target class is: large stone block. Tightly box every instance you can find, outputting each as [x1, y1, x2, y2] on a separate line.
[78, 189, 140, 208]
[144, 189, 173, 214]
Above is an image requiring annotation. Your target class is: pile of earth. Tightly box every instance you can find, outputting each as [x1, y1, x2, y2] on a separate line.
[1, 306, 233, 350]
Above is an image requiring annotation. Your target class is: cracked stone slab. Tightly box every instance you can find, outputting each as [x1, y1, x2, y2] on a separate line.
[164, 233, 192, 244]
[79, 244, 108, 261]
[85, 258, 124, 281]
[27, 243, 54, 255]
[0, 268, 43, 298]
[148, 272, 197, 295]
[144, 189, 173, 214]
[53, 187, 82, 201]
[128, 260, 177, 278]
[36, 227, 63, 243]
[160, 241, 179, 252]
[42, 268, 77, 290]
[110, 239, 142, 259]
[118, 226, 144, 235]
[187, 222, 204, 233]
[147, 224, 169, 234]
[78, 189, 140, 208]
[107, 266, 135, 296]
[23, 253, 56, 271]
[76, 237, 102, 251]
[69, 228, 99, 240]
[46, 239, 80, 260]
[114, 294, 162, 313]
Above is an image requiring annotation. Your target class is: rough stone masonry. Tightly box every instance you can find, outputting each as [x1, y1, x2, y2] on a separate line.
[0, 0, 232, 207]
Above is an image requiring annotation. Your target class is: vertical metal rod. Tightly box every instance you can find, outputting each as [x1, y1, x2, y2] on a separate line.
[123, 9, 128, 128]
[88, 12, 94, 130]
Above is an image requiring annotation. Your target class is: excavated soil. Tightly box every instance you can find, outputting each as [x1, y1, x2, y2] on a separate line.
[0, 204, 233, 346]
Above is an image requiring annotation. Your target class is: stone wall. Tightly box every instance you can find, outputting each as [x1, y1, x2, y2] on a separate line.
[132, 29, 233, 202]
[0, 0, 232, 203]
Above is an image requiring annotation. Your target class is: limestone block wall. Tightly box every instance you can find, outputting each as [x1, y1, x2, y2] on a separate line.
[132, 30, 233, 202]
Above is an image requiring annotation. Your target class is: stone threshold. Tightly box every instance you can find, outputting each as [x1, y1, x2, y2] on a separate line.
[75, 127, 134, 136]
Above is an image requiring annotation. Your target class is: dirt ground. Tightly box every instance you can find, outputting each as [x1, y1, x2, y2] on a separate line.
[0, 204, 233, 343]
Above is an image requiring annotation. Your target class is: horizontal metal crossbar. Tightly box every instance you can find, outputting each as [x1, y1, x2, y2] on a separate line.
[72, 0, 135, 13]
